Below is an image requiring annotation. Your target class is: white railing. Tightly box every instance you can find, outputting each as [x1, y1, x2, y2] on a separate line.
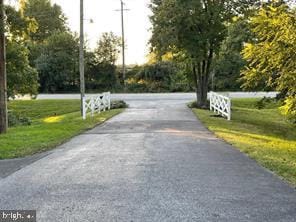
[82, 92, 111, 119]
[209, 92, 231, 120]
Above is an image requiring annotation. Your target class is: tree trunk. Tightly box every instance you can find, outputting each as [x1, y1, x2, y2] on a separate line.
[194, 48, 214, 108]
[197, 74, 208, 108]
[0, 0, 7, 134]
[192, 63, 199, 104]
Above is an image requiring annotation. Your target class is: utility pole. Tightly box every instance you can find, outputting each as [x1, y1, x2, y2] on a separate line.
[0, 0, 7, 134]
[79, 0, 85, 116]
[121, 0, 126, 86]
[116, 1, 129, 86]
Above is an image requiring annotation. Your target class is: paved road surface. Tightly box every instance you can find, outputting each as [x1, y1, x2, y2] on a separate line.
[0, 98, 295, 221]
[34, 92, 279, 100]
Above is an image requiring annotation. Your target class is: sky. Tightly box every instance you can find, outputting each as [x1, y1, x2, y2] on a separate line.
[51, 0, 152, 65]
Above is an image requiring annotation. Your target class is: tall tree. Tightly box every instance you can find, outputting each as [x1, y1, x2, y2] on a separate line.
[241, 2, 296, 121]
[150, 0, 259, 107]
[20, 0, 67, 42]
[4, 5, 39, 98]
[0, 0, 7, 133]
[95, 32, 121, 65]
[213, 18, 252, 91]
[35, 32, 79, 93]
[5, 5, 37, 41]
[6, 41, 39, 97]
[85, 58, 118, 91]
[84, 32, 121, 90]
[20, 0, 68, 67]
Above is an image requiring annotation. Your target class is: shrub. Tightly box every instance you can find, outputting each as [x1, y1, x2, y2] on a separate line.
[111, 100, 128, 109]
[280, 96, 296, 123]
[255, 99, 265, 109]
[255, 97, 280, 110]
[8, 111, 32, 127]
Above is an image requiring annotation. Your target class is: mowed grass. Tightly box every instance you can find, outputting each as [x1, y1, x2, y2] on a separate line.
[193, 98, 296, 186]
[0, 100, 123, 159]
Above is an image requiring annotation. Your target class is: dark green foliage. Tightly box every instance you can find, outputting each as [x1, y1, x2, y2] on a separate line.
[254, 97, 279, 110]
[126, 65, 142, 79]
[136, 62, 175, 84]
[255, 99, 265, 110]
[85, 33, 122, 92]
[85, 61, 119, 91]
[169, 69, 192, 92]
[6, 41, 39, 97]
[5, 5, 37, 40]
[35, 32, 79, 93]
[213, 18, 252, 91]
[5, 5, 39, 98]
[21, 0, 67, 42]
[110, 100, 128, 109]
[150, 0, 259, 107]
[95, 32, 121, 65]
[8, 111, 31, 127]
[33, 31, 121, 93]
[125, 61, 192, 93]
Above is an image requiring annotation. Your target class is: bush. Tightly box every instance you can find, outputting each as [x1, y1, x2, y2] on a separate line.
[125, 78, 148, 93]
[255, 97, 281, 110]
[8, 111, 31, 127]
[280, 96, 296, 123]
[110, 100, 128, 109]
[255, 98, 265, 109]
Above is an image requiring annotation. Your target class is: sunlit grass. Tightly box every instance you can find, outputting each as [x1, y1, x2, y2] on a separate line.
[193, 98, 296, 186]
[0, 100, 123, 159]
[43, 115, 64, 123]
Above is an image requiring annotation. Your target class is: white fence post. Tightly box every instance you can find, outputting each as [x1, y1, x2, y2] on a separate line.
[103, 93, 106, 112]
[90, 96, 95, 116]
[82, 92, 111, 119]
[107, 92, 111, 110]
[209, 92, 231, 121]
[228, 97, 231, 120]
[82, 96, 86, 120]
[209, 92, 213, 111]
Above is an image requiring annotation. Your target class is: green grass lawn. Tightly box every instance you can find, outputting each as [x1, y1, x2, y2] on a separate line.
[0, 100, 123, 159]
[193, 98, 296, 186]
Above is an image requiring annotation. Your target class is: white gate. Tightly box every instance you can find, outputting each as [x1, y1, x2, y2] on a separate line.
[209, 92, 231, 120]
[82, 92, 111, 119]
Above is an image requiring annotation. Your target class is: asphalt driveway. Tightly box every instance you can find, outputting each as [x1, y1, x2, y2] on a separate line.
[0, 98, 295, 221]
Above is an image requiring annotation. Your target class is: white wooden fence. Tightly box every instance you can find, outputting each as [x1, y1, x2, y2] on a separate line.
[82, 92, 111, 119]
[209, 92, 231, 120]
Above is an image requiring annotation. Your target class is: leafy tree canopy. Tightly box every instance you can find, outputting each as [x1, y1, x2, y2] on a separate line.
[4, 4, 39, 98]
[20, 0, 67, 42]
[94, 32, 121, 65]
[213, 17, 253, 91]
[150, 0, 259, 107]
[35, 32, 79, 93]
[241, 2, 296, 121]
[5, 5, 37, 41]
[6, 41, 39, 97]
